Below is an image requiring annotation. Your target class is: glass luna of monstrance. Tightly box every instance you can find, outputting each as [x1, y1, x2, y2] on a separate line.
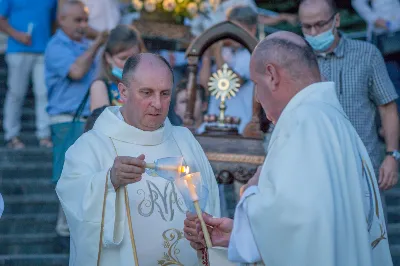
[204, 63, 241, 134]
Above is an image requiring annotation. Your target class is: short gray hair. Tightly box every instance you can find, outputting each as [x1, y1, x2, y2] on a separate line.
[226, 6, 258, 27]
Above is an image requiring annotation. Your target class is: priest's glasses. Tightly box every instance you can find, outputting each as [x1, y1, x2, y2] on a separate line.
[145, 157, 189, 182]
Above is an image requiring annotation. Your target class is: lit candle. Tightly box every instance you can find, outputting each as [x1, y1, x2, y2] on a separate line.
[184, 175, 199, 201]
[183, 173, 212, 248]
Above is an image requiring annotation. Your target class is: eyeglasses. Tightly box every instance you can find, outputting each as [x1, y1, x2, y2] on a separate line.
[301, 13, 337, 33]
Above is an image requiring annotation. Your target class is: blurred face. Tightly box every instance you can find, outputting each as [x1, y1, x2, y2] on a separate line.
[106, 46, 141, 69]
[174, 90, 206, 123]
[119, 62, 173, 131]
[299, 2, 340, 37]
[59, 4, 89, 41]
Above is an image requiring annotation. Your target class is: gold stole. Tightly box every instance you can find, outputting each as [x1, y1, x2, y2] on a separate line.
[97, 138, 139, 265]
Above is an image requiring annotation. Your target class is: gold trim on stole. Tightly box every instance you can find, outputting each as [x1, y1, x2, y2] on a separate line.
[110, 138, 140, 265]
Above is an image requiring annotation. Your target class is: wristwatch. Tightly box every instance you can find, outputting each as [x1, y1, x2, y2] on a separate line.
[386, 150, 400, 162]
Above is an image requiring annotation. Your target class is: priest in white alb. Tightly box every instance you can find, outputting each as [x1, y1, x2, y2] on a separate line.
[56, 53, 221, 266]
[185, 32, 393, 266]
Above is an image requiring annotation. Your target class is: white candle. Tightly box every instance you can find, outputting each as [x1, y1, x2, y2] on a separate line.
[184, 175, 199, 201]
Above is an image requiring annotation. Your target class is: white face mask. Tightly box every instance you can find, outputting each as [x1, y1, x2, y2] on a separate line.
[304, 20, 336, 51]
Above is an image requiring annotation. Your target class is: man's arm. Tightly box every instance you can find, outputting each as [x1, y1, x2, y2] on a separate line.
[68, 31, 107, 80]
[0, 17, 31, 45]
[352, 0, 387, 29]
[378, 102, 399, 190]
[379, 102, 399, 151]
[369, 46, 399, 190]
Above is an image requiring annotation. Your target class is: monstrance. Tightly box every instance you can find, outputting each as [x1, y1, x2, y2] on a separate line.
[204, 63, 241, 134]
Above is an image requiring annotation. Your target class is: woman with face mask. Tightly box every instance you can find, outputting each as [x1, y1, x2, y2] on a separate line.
[89, 25, 146, 112]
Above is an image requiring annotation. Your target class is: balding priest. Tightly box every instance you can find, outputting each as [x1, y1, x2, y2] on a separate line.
[56, 53, 220, 266]
[186, 32, 393, 266]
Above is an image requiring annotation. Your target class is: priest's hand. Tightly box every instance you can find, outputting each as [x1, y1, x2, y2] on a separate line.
[379, 156, 398, 190]
[197, 214, 233, 248]
[110, 154, 146, 190]
[184, 212, 205, 250]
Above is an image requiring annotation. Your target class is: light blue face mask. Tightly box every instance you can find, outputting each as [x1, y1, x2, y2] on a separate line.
[111, 67, 123, 79]
[304, 21, 336, 52]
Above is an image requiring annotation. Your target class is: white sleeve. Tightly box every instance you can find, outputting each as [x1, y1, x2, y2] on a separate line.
[228, 186, 262, 263]
[351, 0, 379, 24]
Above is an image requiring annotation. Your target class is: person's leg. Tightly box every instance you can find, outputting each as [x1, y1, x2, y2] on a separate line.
[32, 54, 51, 146]
[3, 53, 34, 147]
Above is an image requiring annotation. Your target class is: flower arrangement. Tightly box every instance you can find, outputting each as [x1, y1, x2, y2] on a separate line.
[132, 0, 207, 24]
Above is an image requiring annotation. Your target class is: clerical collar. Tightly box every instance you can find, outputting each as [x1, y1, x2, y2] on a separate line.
[93, 106, 172, 146]
[116, 109, 164, 129]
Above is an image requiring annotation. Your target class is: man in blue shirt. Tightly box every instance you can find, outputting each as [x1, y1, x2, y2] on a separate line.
[0, 0, 57, 149]
[45, 0, 107, 239]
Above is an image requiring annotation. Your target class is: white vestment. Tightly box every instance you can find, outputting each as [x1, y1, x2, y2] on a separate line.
[228, 82, 392, 266]
[56, 106, 221, 266]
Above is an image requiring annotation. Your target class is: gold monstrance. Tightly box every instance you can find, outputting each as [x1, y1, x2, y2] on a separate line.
[208, 63, 240, 127]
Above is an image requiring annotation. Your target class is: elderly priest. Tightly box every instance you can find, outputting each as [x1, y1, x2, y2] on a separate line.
[186, 32, 393, 266]
[56, 53, 220, 266]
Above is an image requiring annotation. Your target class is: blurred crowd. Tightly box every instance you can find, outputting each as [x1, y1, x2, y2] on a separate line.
[0, 0, 400, 241]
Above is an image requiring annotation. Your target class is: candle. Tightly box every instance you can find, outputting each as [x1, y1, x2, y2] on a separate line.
[183, 173, 213, 248]
[184, 174, 199, 201]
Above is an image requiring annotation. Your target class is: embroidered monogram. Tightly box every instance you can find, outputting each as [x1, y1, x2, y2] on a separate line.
[137, 180, 186, 221]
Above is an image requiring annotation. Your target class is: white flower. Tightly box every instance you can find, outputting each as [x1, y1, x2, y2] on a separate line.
[132, 0, 143, 11]
[162, 0, 176, 12]
[186, 2, 198, 16]
[144, 0, 157, 12]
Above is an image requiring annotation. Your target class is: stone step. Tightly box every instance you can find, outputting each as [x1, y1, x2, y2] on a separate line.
[0, 177, 54, 196]
[0, 213, 56, 234]
[388, 223, 400, 247]
[391, 245, 400, 265]
[2, 193, 58, 215]
[0, 107, 35, 120]
[0, 161, 52, 179]
[386, 189, 400, 206]
[0, 233, 65, 255]
[0, 146, 52, 163]
[388, 206, 400, 224]
[0, 254, 68, 266]
[0, 119, 37, 134]
[0, 97, 35, 109]
[0, 133, 39, 146]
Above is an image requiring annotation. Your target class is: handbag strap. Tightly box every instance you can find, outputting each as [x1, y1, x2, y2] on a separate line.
[73, 88, 91, 122]
[97, 138, 140, 265]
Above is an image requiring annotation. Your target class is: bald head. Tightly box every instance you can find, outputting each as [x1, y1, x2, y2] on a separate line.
[252, 31, 320, 82]
[250, 31, 322, 123]
[122, 53, 174, 86]
[59, 0, 86, 17]
[58, 0, 88, 42]
[299, 0, 337, 15]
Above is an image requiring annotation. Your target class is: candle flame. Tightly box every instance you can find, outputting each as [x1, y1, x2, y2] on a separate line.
[179, 166, 190, 174]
